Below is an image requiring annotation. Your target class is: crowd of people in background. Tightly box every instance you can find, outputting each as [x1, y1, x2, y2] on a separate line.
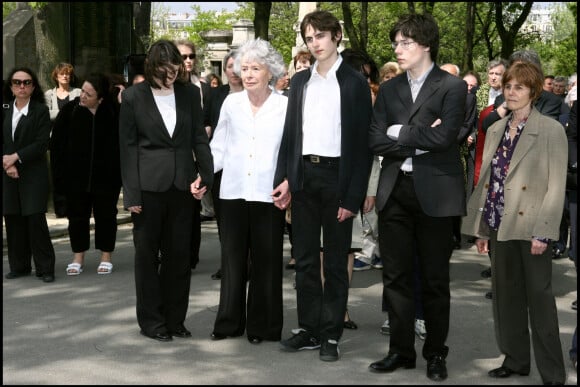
[3, 8, 577, 384]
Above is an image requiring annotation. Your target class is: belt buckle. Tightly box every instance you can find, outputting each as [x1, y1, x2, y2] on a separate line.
[310, 155, 320, 163]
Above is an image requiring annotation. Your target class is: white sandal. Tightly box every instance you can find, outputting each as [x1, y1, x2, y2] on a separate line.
[66, 262, 83, 276]
[97, 262, 113, 275]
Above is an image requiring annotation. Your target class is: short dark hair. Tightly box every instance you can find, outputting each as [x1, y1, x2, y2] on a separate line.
[502, 62, 544, 103]
[390, 13, 439, 63]
[144, 39, 187, 89]
[300, 10, 342, 47]
[340, 48, 379, 85]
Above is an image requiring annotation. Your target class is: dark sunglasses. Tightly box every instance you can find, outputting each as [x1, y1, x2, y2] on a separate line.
[12, 79, 33, 86]
[182, 54, 196, 60]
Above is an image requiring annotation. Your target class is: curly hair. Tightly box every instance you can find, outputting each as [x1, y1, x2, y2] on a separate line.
[233, 38, 286, 86]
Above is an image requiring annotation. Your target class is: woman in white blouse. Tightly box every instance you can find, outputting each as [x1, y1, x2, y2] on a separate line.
[209, 38, 288, 345]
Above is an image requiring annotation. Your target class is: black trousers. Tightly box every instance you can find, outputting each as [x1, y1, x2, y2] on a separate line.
[190, 198, 201, 268]
[4, 213, 55, 275]
[213, 199, 284, 340]
[378, 173, 453, 360]
[132, 188, 193, 335]
[292, 161, 353, 341]
[66, 189, 120, 253]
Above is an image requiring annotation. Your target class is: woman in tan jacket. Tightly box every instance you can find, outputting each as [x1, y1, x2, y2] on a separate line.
[462, 62, 567, 385]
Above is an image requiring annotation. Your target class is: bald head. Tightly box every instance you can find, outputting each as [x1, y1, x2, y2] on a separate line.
[441, 63, 460, 77]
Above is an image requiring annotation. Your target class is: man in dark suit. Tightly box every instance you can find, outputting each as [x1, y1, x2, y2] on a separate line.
[367, 14, 466, 381]
[273, 10, 373, 362]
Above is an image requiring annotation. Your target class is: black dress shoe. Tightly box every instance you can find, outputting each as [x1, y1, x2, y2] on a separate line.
[343, 319, 358, 330]
[543, 382, 564, 385]
[247, 335, 263, 344]
[481, 267, 492, 278]
[5, 271, 31, 279]
[42, 274, 55, 283]
[369, 353, 416, 373]
[488, 366, 529, 378]
[169, 326, 192, 338]
[552, 248, 565, 259]
[140, 330, 172, 342]
[485, 291, 493, 299]
[211, 269, 222, 280]
[427, 355, 447, 381]
[211, 332, 227, 340]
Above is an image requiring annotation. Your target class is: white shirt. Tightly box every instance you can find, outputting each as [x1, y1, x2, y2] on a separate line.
[302, 55, 342, 157]
[211, 90, 288, 203]
[488, 87, 502, 106]
[12, 100, 29, 140]
[153, 93, 176, 137]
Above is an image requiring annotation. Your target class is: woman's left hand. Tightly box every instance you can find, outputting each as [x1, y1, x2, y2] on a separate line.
[530, 238, 548, 255]
[190, 176, 207, 200]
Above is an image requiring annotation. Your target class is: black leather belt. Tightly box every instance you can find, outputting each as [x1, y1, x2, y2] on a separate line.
[303, 155, 340, 165]
[399, 169, 413, 177]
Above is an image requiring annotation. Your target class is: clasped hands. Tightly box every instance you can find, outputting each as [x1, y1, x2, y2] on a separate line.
[3, 154, 19, 179]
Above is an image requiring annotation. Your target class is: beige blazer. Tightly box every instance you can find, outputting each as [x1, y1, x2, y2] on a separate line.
[462, 107, 567, 241]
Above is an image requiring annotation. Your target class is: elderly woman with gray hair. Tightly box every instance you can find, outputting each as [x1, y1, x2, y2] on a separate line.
[209, 38, 288, 345]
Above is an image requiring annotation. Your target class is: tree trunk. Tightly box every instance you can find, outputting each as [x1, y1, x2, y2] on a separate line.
[254, 2, 272, 41]
[495, 1, 533, 59]
[133, 2, 151, 49]
[463, 2, 476, 71]
[341, 2, 360, 51]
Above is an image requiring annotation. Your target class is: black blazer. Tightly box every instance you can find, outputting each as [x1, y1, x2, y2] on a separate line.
[119, 81, 214, 209]
[273, 60, 373, 213]
[204, 84, 231, 132]
[2, 99, 51, 215]
[50, 97, 121, 195]
[369, 66, 467, 217]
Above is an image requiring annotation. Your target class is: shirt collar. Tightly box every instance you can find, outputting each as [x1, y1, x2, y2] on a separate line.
[13, 99, 30, 116]
[407, 62, 435, 86]
[312, 54, 343, 80]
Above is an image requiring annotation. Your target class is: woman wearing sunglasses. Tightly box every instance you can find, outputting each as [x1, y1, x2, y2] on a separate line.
[175, 39, 213, 272]
[3, 67, 56, 283]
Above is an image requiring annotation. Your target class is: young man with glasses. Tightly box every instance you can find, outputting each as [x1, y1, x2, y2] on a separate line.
[367, 13, 466, 381]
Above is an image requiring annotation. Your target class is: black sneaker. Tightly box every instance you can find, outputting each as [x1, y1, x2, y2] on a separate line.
[320, 339, 339, 362]
[280, 329, 320, 352]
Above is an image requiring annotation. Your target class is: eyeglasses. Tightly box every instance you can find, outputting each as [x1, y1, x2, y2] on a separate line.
[182, 54, 196, 60]
[391, 40, 417, 50]
[11, 79, 33, 86]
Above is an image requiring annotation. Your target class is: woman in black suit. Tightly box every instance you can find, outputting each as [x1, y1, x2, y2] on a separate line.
[50, 73, 121, 276]
[119, 39, 214, 342]
[3, 67, 56, 283]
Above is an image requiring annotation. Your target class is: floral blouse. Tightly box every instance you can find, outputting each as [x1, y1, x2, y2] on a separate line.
[483, 116, 526, 230]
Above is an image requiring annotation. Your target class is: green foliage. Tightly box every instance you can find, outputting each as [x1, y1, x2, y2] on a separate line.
[183, 5, 239, 49]
[530, 3, 577, 76]
[3, 2, 16, 19]
[148, 1, 576, 81]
